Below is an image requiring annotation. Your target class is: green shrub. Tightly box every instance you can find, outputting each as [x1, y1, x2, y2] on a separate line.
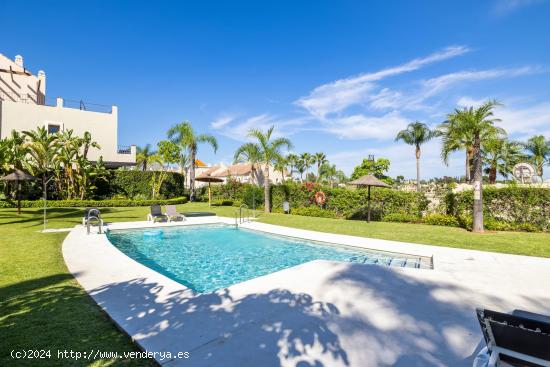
[106, 170, 185, 199]
[484, 219, 514, 232]
[424, 213, 460, 227]
[382, 213, 421, 223]
[0, 196, 187, 208]
[291, 206, 338, 218]
[447, 187, 550, 232]
[212, 199, 234, 206]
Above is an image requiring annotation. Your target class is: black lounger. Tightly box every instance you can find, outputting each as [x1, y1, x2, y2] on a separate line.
[474, 308, 550, 367]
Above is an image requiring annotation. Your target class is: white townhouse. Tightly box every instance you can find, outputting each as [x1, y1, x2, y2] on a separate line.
[0, 53, 136, 167]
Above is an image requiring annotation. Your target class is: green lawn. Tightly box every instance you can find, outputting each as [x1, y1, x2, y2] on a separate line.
[2, 203, 549, 366]
[258, 213, 550, 258]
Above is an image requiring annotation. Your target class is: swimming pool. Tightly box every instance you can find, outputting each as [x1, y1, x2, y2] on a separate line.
[107, 224, 431, 293]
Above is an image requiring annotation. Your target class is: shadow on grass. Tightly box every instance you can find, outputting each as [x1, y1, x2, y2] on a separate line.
[0, 274, 155, 366]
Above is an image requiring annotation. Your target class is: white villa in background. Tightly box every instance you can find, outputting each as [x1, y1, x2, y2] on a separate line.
[0, 53, 136, 168]
[191, 160, 289, 187]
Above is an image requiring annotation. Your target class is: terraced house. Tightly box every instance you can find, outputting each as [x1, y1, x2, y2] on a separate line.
[0, 53, 135, 167]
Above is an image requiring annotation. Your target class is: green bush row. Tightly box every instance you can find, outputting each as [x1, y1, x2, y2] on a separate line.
[208, 181, 428, 220]
[446, 187, 550, 231]
[0, 196, 188, 208]
[101, 170, 185, 199]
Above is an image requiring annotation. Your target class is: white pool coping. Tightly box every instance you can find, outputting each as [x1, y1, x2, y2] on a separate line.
[63, 216, 550, 366]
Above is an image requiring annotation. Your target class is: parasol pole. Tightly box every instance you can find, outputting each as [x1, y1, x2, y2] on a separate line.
[367, 185, 371, 222]
[208, 182, 212, 207]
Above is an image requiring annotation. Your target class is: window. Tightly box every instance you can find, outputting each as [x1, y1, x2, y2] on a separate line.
[47, 124, 61, 134]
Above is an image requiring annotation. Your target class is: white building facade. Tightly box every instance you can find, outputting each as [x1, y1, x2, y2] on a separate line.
[0, 53, 135, 167]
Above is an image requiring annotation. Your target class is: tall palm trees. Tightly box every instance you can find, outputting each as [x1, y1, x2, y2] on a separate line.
[136, 144, 156, 171]
[395, 121, 435, 191]
[300, 153, 313, 181]
[313, 152, 327, 182]
[439, 100, 504, 232]
[286, 153, 298, 180]
[238, 126, 293, 213]
[523, 135, 550, 177]
[483, 138, 524, 183]
[234, 142, 262, 184]
[168, 121, 218, 201]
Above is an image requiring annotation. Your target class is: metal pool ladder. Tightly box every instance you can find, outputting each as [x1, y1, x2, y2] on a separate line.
[235, 204, 250, 228]
[86, 215, 103, 235]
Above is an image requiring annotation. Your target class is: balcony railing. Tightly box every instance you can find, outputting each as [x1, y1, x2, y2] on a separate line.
[117, 146, 132, 155]
[0, 91, 112, 113]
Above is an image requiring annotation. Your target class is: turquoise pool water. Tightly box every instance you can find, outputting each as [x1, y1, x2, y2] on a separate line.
[107, 224, 430, 293]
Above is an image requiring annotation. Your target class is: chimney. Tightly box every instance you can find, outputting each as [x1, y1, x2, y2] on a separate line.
[14, 55, 23, 67]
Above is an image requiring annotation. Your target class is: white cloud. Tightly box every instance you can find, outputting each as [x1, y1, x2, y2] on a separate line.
[328, 140, 464, 178]
[493, 0, 545, 15]
[295, 46, 470, 118]
[495, 102, 550, 137]
[321, 111, 409, 140]
[214, 113, 311, 141]
[211, 114, 237, 129]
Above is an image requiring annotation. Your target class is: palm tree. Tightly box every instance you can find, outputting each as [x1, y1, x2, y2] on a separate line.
[313, 152, 327, 182]
[285, 153, 298, 180]
[234, 142, 262, 185]
[440, 100, 504, 232]
[22, 126, 58, 202]
[438, 118, 475, 182]
[395, 121, 435, 191]
[523, 135, 550, 177]
[295, 158, 306, 181]
[483, 138, 524, 183]
[167, 121, 218, 201]
[274, 155, 287, 182]
[81, 131, 100, 160]
[136, 144, 156, 171]
[319, 162, 336, 187]
[242, 126, 293, 213]
[300, 153, 313, 181]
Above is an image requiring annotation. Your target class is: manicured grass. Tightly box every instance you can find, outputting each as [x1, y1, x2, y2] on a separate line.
[2, 203, 549, 366]
[258, 213, 550, 258]
[0, 203, 246, 366]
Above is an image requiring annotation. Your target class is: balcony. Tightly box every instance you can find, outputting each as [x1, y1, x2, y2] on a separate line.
[117, 145, 133, 155]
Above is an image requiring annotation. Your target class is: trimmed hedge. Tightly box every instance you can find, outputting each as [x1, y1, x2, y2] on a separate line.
[423, 213, 460, 227]
[106, 170, 185, 199]
[0, 196, 187, 208]
[447, 187, 550, 231]
[209, 181, 428, 220]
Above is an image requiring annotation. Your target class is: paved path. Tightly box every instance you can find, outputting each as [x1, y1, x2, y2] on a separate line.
[62, 217, 550, 366]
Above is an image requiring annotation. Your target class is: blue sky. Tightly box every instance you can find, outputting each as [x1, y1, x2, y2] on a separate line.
[2, 0, 550, 178]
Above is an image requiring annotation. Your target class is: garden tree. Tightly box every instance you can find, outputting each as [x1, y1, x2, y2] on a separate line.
[395, 121, 435, 191]
[439, 115, 475, 182]
[351, 157, 393, 184]
[285, 153, 298, 180]
[56, 129, 80, 199]
[136, 144, 156, 171]
[523, 135, 550, 177]
[274, 155, 287, 182]
[395, 175, 405, 184]
[167, 121, 218, 201]
[234, 142, 262, 185]
[241, 126, 293, 213]
[300, 153, 313, 181]
[441, 100, 504, 232]
[150, 140, 180, 199]
[483, 138, 524, 183]
[313, 152, 327, 182]
[4, 130, 28, 172]
[22, 126, 58, 202]
[81, 131, 100, 160]
[319, 162, 338, 187]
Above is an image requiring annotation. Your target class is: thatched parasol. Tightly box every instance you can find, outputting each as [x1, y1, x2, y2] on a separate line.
[1, 170, 37, 214]
[195, 174, 223, 207]
[348, 175, 391, 222]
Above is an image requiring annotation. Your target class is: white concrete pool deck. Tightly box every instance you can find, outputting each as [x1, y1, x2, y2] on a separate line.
[62, 216, 550, 367]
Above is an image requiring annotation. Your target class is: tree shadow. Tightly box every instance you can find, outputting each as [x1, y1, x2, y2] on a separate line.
[91, 279, 350, 367]
[0, 274, 154, 366]
[88, 262, 550, 366]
